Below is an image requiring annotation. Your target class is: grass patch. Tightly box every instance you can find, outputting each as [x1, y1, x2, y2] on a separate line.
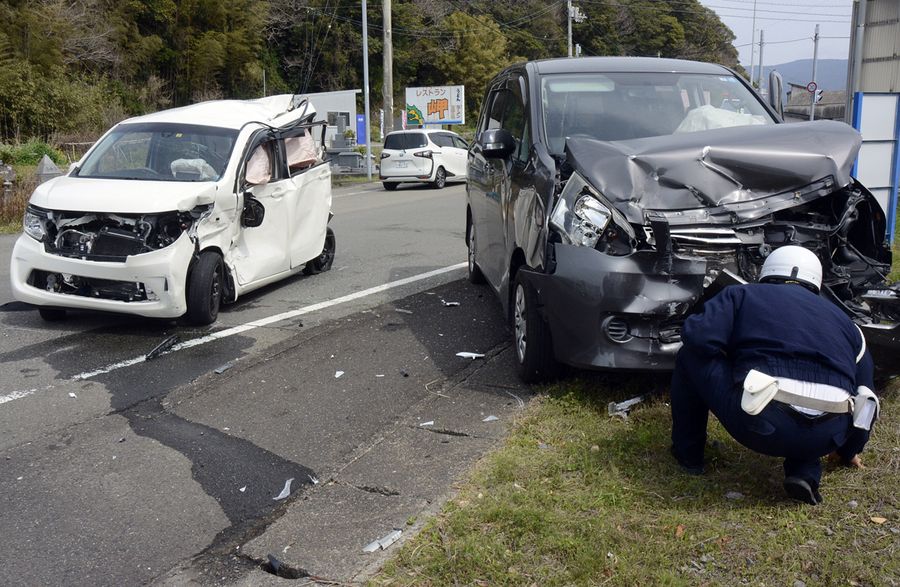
[373, 377, 900, 586]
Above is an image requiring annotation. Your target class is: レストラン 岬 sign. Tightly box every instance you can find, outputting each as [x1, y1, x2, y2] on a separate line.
[405, 86, 465, 126]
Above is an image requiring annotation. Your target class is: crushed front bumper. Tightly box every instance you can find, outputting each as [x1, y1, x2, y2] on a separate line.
[10, 232, 195, 318]
[522, 244, 708, 370]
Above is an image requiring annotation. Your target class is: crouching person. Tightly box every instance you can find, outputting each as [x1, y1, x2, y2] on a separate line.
[670, 246, 880, 505]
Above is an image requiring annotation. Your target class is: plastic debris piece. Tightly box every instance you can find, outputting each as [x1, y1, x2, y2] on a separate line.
[68, 392, 77, 399]
[420, 421, 435, 427]
[214, 363, 233, 375]
[335, 371, 344, 379]
[871, 516, 887, 525]
[400, 370, 409, 377]
[456, 352, 485, 360]
[239, 486, 247, 493]
[505, 390, 525, 408]
[308, 475, 319, 485]
[117, 437, 126, 443]
[146, 334, 179, 361]
[376, 374, 385, 378]
[848, 500, 859, 509]
[538, 443, 550, 450]
[283, 545, 291, 553]
[482, 415, 499, 422]
[378, 529, 403, 549]
[725, 491, 745, 500]
[362, 540, 380, 553]
[395, 308, 413, 315]
[590, 445, 600, 452]
[273, 478, 294, 501]
[441, 299, 460, 307]
[608, 394, 646, 417]
[16, 476, 23, 481]
[267, 554, 282, 573]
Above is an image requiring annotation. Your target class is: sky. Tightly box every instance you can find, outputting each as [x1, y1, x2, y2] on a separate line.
[698, 0, 854, 67]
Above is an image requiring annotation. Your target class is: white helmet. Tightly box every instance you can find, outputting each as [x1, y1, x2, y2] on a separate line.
[759, 245, 823, 292]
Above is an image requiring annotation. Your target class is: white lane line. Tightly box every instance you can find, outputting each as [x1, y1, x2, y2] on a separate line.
[0, 388, 38, 405]
[65, 261, 466, 382]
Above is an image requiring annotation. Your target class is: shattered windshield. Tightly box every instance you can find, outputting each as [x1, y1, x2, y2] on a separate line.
[541, 72, 775, 155]
[77, 122, 239, 182]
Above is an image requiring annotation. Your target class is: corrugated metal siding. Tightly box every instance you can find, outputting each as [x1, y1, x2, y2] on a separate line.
[860, 0, 900, 91]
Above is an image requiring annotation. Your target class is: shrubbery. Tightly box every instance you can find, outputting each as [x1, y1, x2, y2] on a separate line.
[0, 140, 67, 166]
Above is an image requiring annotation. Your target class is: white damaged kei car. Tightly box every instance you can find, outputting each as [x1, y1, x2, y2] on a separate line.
[11, 94, 335, 324]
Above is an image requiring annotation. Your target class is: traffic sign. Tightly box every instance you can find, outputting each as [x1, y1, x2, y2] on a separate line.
[806, 81, 817, 93]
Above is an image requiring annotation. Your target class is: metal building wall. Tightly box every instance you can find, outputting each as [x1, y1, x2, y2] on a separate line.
[857, 0, 900, 92]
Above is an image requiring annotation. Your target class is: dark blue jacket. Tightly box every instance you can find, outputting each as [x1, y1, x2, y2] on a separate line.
[682, 283, 871, 392]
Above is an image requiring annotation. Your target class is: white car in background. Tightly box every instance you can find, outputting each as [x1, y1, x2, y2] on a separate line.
[379, 129, 469, 190]
[10, 94, 335, 325]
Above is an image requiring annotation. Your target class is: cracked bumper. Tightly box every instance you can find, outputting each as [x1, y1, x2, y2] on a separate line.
[10, 233, 195, 318]
[522, 244, 709, 371]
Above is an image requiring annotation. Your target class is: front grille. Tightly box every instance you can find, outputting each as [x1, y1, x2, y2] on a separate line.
[670, 227, 742, 255]
[29, 270, 148, 302]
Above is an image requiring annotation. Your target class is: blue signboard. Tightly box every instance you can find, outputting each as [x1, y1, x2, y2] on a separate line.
[851, 92, 900, 242]
[356, 114, 367, 146]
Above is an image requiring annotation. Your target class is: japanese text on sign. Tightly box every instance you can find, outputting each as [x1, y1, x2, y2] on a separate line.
[405, 85, 465, 126]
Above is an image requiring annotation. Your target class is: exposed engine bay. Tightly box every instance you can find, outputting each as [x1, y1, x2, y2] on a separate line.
[35, 208, 197, 262]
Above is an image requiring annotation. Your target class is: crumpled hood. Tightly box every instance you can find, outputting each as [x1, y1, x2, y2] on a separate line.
[565, 120, 861, 221]
[29, 176, 221, 213]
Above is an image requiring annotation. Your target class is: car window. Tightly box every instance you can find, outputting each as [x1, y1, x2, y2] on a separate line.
[540, 72, 775, 155]
[486, 90, 507, 131]
[431, 133, 453, 148]
[77, 123, 238, 181]
[504, 79, 529, 163]
[452, 136, 469, 149]
[384, 132, 428, 150]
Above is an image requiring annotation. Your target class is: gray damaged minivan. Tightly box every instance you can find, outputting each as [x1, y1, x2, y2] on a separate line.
[465, 57, 898, 382]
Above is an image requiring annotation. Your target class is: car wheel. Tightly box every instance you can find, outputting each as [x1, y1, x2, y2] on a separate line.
[186, 251, 222, 325]
[512, 271, 557, 383]
[304, 226, 336, 275]
[466, 221, 486, 284]
[432, 167, 446, 189]
[38, 307, 67, 321]
[383, 182, 398, 191]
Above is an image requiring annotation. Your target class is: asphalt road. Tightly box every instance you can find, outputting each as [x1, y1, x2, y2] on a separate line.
[0, 181, 525, 585]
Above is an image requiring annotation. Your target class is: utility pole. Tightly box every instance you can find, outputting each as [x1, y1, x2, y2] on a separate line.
[362, 0, 372, 180]
[749, 0, 757, 86]
[567, 0, 573, 57]
[810, 24, 820, 121]
[756, 30, 765, 92]
[382, 0, 393, 136]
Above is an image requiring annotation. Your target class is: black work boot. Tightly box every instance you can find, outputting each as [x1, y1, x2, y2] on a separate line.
[783, 477, 823, 505]
[670, 445, 704, 475]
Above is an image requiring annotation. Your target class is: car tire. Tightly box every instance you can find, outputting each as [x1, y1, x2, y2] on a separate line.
[186, 251, 222, 325]
[38, 307, 67, 321]
[466, 221, 486, 285]
[304, 226, 336, 275]
[512, 271, 558, 383]
[432, 167, 446, 189]
[383, 182, 398, 191]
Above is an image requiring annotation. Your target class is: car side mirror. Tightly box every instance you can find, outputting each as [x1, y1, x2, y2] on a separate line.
[241, 194, 265, 228]
[768, 71, 784, 119]
[480, 129, 516, 159]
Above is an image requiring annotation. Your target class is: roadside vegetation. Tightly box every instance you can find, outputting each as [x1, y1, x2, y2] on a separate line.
[373, 376, 899, 586]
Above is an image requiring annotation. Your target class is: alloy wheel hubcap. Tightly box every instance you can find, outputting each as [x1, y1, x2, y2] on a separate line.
[514, 284, 527, 362]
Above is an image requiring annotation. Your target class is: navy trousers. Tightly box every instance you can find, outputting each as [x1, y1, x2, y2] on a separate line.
[670, 347, 871, 485]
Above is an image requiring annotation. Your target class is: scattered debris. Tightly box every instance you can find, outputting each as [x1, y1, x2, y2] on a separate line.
[590, 445, 600, 452]
[456, 352, 485, 360]
[504, 390, 526, 408]
[419, 421, 435, 427]
[335, 371, 344, 379]
[824, 527, 834, 536]
[725, 491, 745, 500]
[283, 545, 291, 553]
[441, 299, 460, 307]
[363, 529, 403, 553]
[117, 437, 126, 443]
[482, 415, 499, 422]
[239, 486, 247, 493]
[399, 369, 409, 378]
[848, 500, 859, 509]
[266, 554, 282, 573]
[273, 478, 294, 501]
[308, 475, 319, 485]
[538, 443, 550, 450]
[675, 524, 686, 538]
[214, 363, 233, 374]
[376, 374, 385, 378]
[395, 308, 414, 315]
[871, 517, 888, 525]
[68, 392, 77, 399]
[607, 394, 646, 418]
[16, 476, 23, 481]
[793, 581, 807, 587]
[146, 335, 179, 361]
[699, 554, 713, 563]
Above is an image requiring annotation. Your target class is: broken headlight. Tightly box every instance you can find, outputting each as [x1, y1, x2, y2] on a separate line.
[549, 172, 634, 252]
[23, 206, 48, 242]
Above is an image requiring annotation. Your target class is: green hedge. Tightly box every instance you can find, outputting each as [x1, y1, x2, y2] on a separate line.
[0, 140, 67, 166]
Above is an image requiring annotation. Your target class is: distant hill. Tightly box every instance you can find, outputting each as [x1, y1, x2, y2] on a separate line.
[756, 59, 848, 91]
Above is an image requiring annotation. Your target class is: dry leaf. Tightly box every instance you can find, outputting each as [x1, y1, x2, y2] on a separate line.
[675, 524, 686, 539]
[870, 517, 887, 525]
